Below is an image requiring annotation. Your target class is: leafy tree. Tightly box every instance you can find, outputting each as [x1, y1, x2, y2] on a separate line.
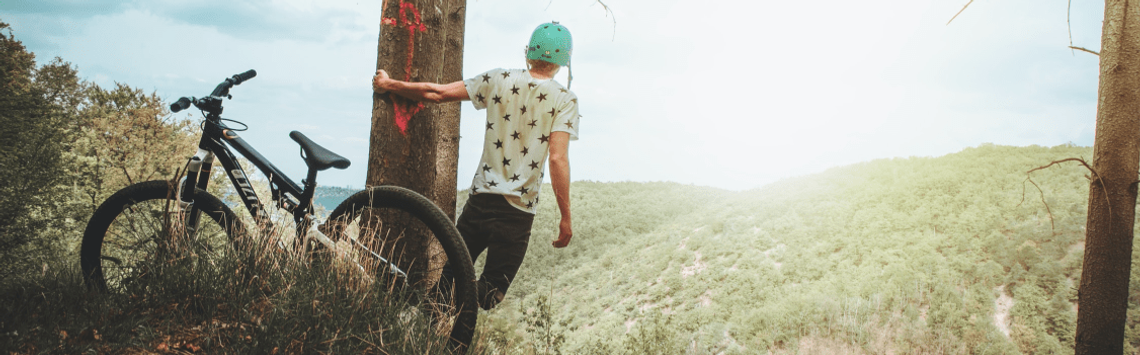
[0, 21, 71, 276]
[67, 82, 197, 213]
[0, 20, 197, 278]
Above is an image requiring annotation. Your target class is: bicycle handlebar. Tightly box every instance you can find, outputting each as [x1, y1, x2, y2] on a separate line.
[170, 97, 193, 113]
[232, 69, 257, 84]
[171, 70, 257, 113]
[210, 69, 257, 97]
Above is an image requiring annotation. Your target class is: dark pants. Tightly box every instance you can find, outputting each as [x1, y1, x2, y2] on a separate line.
[442, 193, 534, 309]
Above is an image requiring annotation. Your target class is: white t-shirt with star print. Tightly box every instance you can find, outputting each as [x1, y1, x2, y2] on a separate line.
[464, 68, 580, 213]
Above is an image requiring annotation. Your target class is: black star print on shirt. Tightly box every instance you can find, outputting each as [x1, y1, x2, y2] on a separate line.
[510, 174, 520, 182]
[511, 131, 521, 140]
[565, 122, 574, 129]
[526, 201, 534, 209]
[559, 88, 568, 93]
[476, 93, 485, 103]
[482, 74, 491, 82]
[528, 119, 537, 128]
[548, 108, 556, 117]
[517, 186, 530, 195]
[486, 122, 494, 130]
[483, 164, 491, 172]
[511, 86, 520, 95]
[529, 160, 539, 169]
[502, 114, 511, 122]
[501, 71, 511, 78]
[502, 158, 511, 166]
[488, 180, 498, 187]
[520, 147, 529, 156]
[492, 95, 502, 104]
[520, 105, 527, 114]
[538, 134, 550, 144]
[537, 93, 547, 102]
[528, 82, 537, 89]
[494, 139, 503, 149]
[473, 186, 480, 193]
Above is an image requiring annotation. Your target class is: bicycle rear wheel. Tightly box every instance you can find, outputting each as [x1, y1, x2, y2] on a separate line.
[80, 180, 242, 292]
[324, 186, 477, 354]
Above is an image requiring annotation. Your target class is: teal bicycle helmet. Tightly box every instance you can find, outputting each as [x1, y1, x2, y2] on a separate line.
[526, 22, 572, 66]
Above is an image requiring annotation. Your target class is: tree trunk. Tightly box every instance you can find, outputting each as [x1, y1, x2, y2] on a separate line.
[431, 0, 465, 220]
[1075, 1, 1140, 353]
[366, 0, 465, 286]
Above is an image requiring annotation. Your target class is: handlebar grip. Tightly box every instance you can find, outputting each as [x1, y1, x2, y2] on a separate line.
[232, 70, 257, 85]
[171, 97, 192, 113]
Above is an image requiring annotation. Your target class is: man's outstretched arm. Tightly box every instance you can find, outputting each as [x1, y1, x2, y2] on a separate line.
[372, 69, 469, 103]
[548, 131, 573, 248]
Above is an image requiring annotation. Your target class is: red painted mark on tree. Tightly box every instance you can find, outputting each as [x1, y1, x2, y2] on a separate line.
[382, 0, 427, 135]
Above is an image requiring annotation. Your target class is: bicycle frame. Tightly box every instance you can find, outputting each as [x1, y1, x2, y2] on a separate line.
[182, 116, 309, 230]
[169, 71, 407, 280]
[179, 117, 405, 279]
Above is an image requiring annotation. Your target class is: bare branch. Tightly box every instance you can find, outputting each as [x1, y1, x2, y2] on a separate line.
[1069, 46, 1100, 56]
[947, 0, 975, 25]
[1019, 176, 1057, 235]
[1025, 157, 1112, 225]
[1027, 157, 1094, 175]
[594, 0, 617, 40]
[1068, 0, 1074, 54]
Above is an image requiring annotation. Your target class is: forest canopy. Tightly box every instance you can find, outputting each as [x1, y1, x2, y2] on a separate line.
[476, 143, 1131, 354]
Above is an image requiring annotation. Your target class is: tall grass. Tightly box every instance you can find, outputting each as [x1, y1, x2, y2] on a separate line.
[0, 221, 459, 354]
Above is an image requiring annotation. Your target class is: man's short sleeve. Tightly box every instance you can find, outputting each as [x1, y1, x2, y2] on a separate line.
[463, 69, 501, 111]
[551, 94, 580, 141]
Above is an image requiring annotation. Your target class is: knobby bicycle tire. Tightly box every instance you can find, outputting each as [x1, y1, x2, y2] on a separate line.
[80, 180, 242, 292]
[326, 186, 478, 354]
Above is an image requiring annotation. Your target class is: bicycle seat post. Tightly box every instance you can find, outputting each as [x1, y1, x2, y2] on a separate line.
[299, 168, 319, 211]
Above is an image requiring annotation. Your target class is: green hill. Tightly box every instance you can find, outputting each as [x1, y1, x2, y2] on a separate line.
[473, 144, 1137, 354]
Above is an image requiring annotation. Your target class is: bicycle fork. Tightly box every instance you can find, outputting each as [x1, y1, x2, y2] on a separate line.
[175, 148, 215, 238]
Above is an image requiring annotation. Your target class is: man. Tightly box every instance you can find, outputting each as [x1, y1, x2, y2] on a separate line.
[372, 22, 578, 310]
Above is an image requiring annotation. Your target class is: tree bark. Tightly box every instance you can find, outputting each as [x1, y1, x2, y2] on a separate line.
[366, 0, 465, 285]
[434, 0, 465, 220]
[1075, 0, 1140, 353]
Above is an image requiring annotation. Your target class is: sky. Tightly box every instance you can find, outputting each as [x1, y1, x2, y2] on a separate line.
[3, 0, 1105, 191]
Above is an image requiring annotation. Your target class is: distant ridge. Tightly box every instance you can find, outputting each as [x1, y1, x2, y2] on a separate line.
[313, 185, 356, 212]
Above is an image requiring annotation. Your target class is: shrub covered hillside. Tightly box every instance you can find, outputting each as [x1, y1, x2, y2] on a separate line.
[470, 144, 1136, 354]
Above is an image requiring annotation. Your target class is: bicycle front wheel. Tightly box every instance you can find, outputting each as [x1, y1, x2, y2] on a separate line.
[80, 180, 243, 292]
[325, 186, 477, 354]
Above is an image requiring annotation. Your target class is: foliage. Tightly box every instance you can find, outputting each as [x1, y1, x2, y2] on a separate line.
[0, 230, 455, 353]
[0, 19, 198, 279]
[67, 82, 198, 213]
[471, 144, 1121, 354]
[0, 22, 78, 276]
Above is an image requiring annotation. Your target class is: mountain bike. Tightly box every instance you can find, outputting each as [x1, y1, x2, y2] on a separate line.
[79, 70, 477, 352]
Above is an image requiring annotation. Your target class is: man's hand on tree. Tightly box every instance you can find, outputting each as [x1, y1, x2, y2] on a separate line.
[553, 218, 573, 248]
[372, 69, 390, 93]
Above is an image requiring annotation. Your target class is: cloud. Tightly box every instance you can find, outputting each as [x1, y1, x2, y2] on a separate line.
[4, 0, 379, 43]
[135, 0, 373, 42]
[2, 0, 128, 18]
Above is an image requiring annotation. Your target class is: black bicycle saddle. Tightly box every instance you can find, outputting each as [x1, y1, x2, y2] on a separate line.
[289, 131, 351, 171]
